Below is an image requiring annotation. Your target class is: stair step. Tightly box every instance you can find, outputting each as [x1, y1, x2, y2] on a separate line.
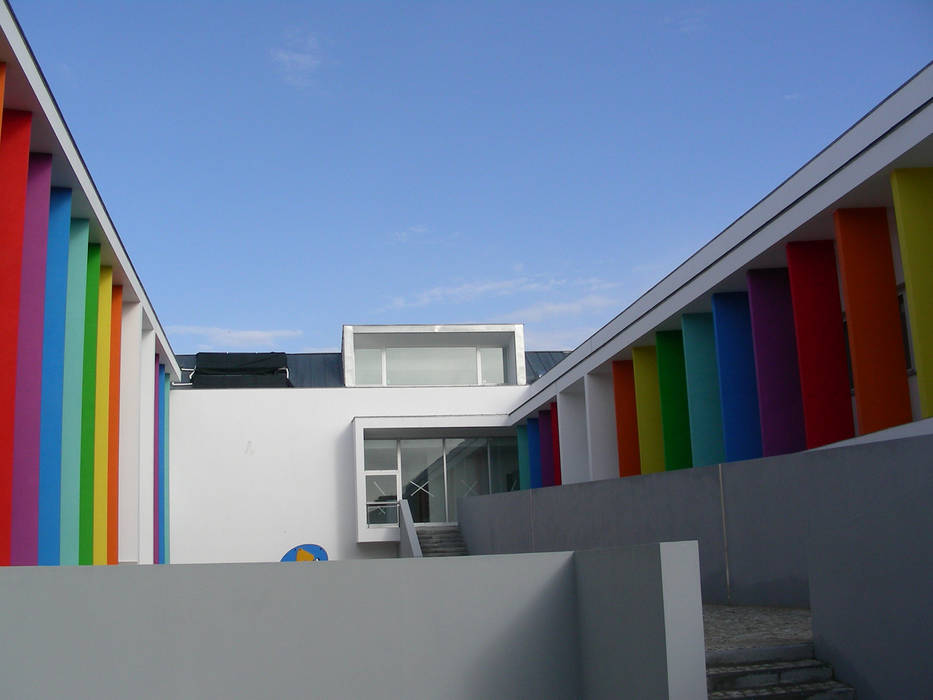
[708, 679, 854, 698]
[707, 659, 833, 691]
[707, 644, 815, 666]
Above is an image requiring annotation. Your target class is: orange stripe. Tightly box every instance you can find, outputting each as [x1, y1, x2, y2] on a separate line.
[834, 209, 912, 434]
[107, 286, 122, 565]
[611, 360, 641, 477]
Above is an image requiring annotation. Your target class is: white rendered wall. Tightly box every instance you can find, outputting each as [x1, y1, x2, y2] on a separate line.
[137, 329, 155, 565]
[584, 370, 619, 481]
[117, 303, 142, 563]
[557, 384, 589, 484]
[170, 385, 525, 563]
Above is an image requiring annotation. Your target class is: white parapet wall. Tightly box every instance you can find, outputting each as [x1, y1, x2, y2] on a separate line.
[0, 542, 705, 699]
[169, 384, 525, 563]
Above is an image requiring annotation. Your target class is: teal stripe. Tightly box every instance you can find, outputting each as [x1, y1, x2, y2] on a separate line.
[59, 221, 89, 565]
[682, 313, 726, 466]
[516, 424, 529, 490]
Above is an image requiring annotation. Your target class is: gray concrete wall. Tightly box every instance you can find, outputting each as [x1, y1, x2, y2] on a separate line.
[461, 433, 933, 607]
[808, 497, 933, 699]
[574, 542, 706, 700]
[0, 544, 704, 699]
[461, 465, 728, 602]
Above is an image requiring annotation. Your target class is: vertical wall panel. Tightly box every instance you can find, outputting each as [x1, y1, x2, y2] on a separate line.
[834, 208, 912, 434]
[786, 241, 854, 448]
[526, 417, 542, 489]
[583, 371, 619, 482]
[550, 402, 561, 486]
[632, 346, 664, 474]
[118, 302, 142, 563]
[38, 188, 72, 565]
[890, 169, 933, 418]
[11, 153, 53, 565]
[681, 314, 725, 466]
[107, 286, 122, 564]
[60, 220, 88, 565]
[79, 245, 101, 565]
[93, 268, 113, 565]
[0, 110, 31, 566]
[136, 329, 155, 564]
[655, 330, 693, 470]
[711, 292, 762, 462]
[556, 389, 588, 484]
[516, 424, 530, 490]
[538, 408, 554, 488]
[611, 360, 640, 477]
[747, 269, 807, 456]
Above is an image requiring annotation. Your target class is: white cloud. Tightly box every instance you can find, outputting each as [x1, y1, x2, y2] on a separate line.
[169, 325, 303, 349]
[523, 326, 599, 351]
[664, 9, 708, 35]
[506, 294, 619, 323]
[387, 276, 564, 309]
[270, 31, 321, 87]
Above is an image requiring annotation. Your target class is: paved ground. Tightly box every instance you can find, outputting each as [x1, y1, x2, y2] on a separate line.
[704, 605, 812, 653]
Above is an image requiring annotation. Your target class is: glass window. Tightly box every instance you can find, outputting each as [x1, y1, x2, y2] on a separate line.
[445, 438, 489, 522]
[355, 348, 383, 385]
[365, 474, 397, 503]
[400, 439, 446, 523]
[480, 347, 506, 385]
[364, 439, 396, 471]
[386, 347, 477, 386]
[367, 504, 398, 526]
[489, 436, 519, 493]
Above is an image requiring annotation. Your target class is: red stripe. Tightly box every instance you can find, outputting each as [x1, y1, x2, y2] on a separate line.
[0, 110, 33, 565]
[612, 361, 641, 477]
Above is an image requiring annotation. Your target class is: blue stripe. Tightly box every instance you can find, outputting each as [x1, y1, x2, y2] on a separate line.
[38, 189, 72, 565]
[711, 293, 763, 461]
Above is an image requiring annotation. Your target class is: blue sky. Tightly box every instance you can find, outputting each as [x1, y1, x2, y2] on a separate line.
[14, 1, 933, 352]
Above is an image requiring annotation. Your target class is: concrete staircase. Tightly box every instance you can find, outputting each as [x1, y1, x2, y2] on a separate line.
[415, 526, 468, 557]
[706, 643, 855, 698]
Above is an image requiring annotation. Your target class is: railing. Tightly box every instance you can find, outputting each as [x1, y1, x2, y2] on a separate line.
[398, 500, 422, 558]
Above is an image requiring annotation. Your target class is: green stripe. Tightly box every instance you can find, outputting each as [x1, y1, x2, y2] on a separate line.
[656, 330, 693, 470]
[59, 220, 89, 565]
[516, 424, 530, 490]
[78, 244, 100, 565]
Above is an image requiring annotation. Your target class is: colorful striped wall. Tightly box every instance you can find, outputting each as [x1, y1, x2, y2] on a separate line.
[0, 72, 172, 567]
[632, 346, 664, 474]
[834, 208, 911, 434]
[538, 408, 555, 487]
[681, 314, 725, 466]
[655, 330, 692, 470]
[890, 169, 933, 418]
[611, 360, 641, 477]
[527, 417, 542, 488]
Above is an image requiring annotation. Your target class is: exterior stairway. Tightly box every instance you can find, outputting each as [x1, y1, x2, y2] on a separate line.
[415, 525, 468, 557]
[706, 644, 855, 698]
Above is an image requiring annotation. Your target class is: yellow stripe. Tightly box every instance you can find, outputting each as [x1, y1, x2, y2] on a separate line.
[92, 267, 112, 565]
[632, 346, 665, 474]
[891, 169, 933, 418]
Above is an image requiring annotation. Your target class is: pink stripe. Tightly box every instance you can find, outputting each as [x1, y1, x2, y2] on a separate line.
[10, 154, 53, 565]
[153, 355, 160, 563]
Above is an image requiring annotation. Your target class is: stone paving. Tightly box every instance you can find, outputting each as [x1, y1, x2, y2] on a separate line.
[704, 604, 813, 654]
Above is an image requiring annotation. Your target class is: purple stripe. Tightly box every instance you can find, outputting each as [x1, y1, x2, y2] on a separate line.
[747, 269, 806, 457]
[10, 154, 53, 565]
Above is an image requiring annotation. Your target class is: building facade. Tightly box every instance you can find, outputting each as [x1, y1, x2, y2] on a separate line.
[0, 1, 930, 567]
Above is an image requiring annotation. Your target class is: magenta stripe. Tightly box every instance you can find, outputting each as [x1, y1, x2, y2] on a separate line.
[154, 355, 160, 564]
[10, 154, 53, 565]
